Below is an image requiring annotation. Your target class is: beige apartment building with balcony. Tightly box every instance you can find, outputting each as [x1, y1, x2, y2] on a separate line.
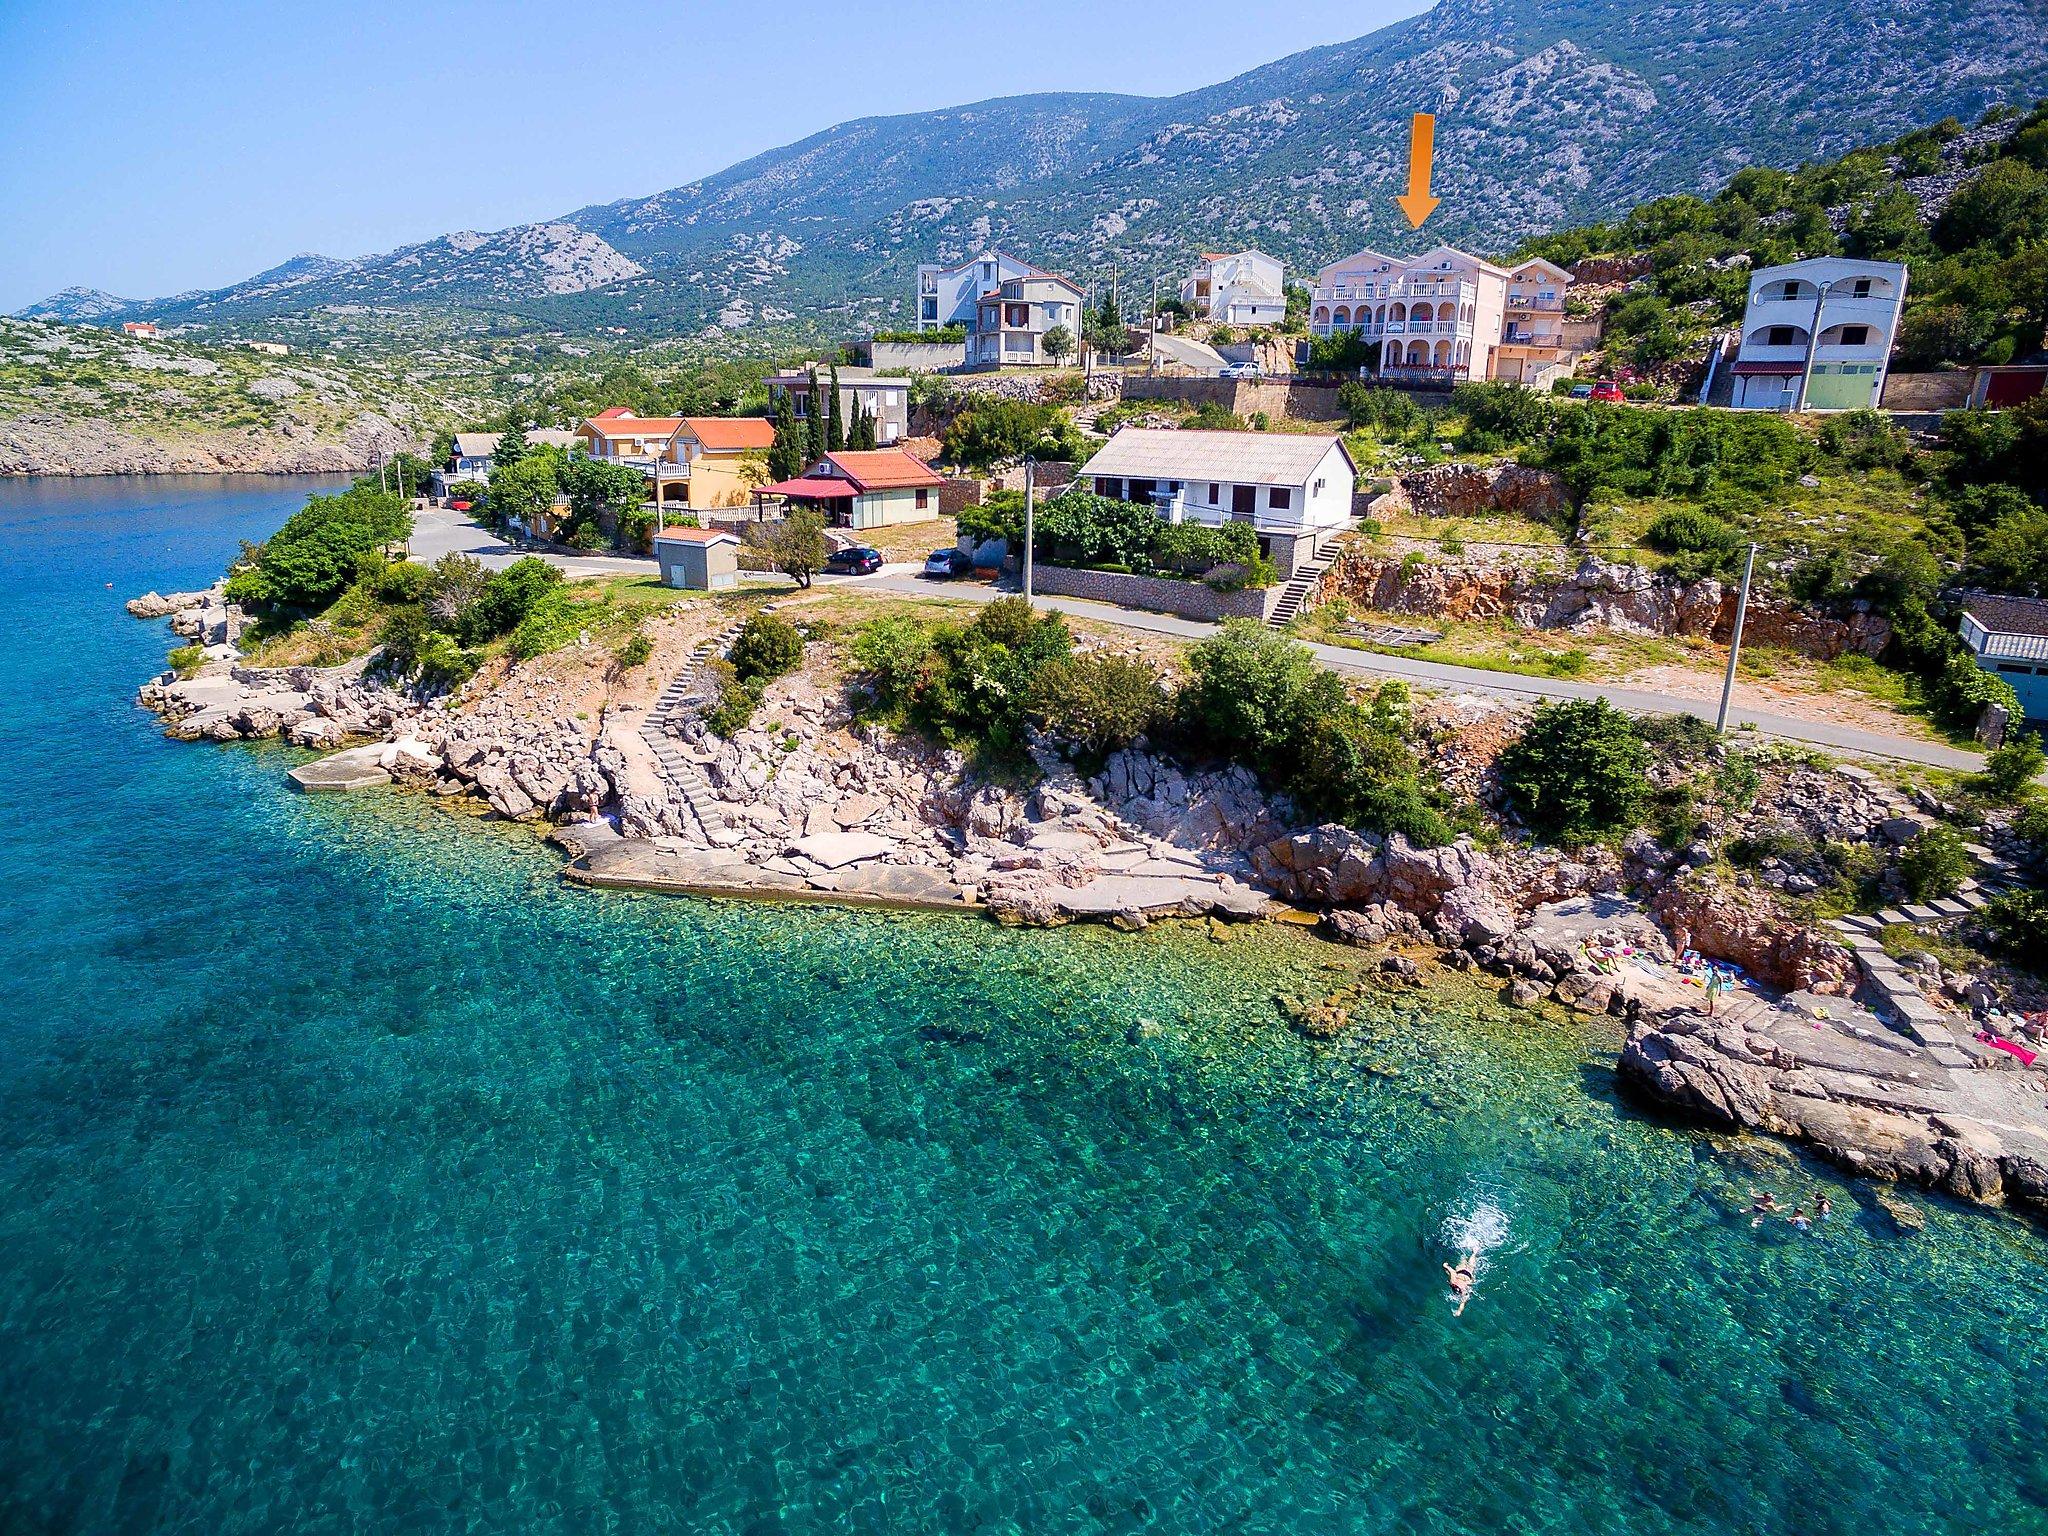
[1309, 246, 1574, 386]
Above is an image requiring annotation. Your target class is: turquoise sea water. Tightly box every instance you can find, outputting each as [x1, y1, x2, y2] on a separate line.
[2, 476, 2047, 1534]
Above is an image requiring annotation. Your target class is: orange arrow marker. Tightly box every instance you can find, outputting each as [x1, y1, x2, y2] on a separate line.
[1396, 112, 1440, 229]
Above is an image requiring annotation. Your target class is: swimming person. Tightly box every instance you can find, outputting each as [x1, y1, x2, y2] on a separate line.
[1787, 1208, 1812, 1232]
[1444, 1252, 1477, 1317]
[1815, 1193, 1833, 1223]
[1749, 1191, 1780, 1228]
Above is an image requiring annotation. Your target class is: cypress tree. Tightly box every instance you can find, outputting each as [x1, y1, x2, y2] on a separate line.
[806, 368, 826, 463]
[769, 392, 802, 482]
[826, 366, 846, 453]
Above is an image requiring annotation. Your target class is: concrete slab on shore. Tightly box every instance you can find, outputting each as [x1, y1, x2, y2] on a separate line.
[288, 744, 393, 792]
[564, 835, 980, 913]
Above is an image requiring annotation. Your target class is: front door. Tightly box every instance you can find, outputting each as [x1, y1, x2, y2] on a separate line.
[1231, 484, 1256, 521]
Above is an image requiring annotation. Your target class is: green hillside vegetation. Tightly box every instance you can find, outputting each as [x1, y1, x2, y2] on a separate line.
[1519, 101, 2048, 372]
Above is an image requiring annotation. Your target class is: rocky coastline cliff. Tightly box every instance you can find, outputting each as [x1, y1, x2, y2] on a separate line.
[128, 584, 2048, 1221]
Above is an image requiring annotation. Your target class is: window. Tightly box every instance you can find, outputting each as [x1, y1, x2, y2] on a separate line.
[1208, 483, 1220, 504]
[1852, 278, 1873, 298]
[915, 488, 929, 510]
[1268, 487, 1292, 511]
[1766, 326, 1797, 346]
[1839, 325, 1870, 346]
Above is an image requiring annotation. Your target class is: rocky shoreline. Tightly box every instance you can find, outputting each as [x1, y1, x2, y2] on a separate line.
[1, 411, 418, 477]
[127, 585, 2048, 1221]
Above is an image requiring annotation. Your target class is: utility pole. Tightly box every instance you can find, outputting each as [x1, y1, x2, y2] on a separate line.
[1716, 542, 1759, 733]
[1149, 272, 1158, 377]
[1793, 279, 1832, 413]
[1022, 455, 1035, 606]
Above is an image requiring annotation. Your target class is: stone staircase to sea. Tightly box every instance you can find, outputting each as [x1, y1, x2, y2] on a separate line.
[1267, 541, 1342, 629]
[1826, 839, 2023, 1069]
[638, 625, 743, 843]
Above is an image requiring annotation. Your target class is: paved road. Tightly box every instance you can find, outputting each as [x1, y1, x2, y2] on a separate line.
[833, 568, 1988, 772]
[406, 510, 1987, 773]
[408, 504, 659, 580]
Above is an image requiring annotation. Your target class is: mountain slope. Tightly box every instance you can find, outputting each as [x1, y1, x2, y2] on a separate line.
[22, 0, 2048, 338]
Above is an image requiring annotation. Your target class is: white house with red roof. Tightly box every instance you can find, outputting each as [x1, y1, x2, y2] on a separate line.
[759, 448, 945, 531]
[1180, 250, 1286, 326]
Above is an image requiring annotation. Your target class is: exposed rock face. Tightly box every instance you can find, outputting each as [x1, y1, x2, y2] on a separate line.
[1, 411, 419, 476]
[1313, 548, 1888, 660]
[1652, 874, 1857, 994]
[1621, 1012, 2048, 1213]
[1375, 463, 1571, 521]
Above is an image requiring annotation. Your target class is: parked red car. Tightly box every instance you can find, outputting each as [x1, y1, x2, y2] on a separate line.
[1589, 380, 1626, 404]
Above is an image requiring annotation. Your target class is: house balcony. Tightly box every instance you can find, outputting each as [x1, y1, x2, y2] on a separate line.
[1377, 363, 1472, 386]
[1310, 317, 1474, 340]
[1506, 293, 1565, 312]
[1316, 278, 1476, 305]
[1746, 293, 1898, 330]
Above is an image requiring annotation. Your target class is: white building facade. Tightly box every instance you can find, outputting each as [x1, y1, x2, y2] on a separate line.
[1181, 250, 1286, 326]
[1078, 428, 1357, 579]
[1308, 245, 1515, 385]
[913, 251, 1039, 331]
[1730, 257, 1907, 411]
[968, 272, 1085, 368]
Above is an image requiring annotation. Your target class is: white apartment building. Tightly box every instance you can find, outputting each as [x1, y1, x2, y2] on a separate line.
[1729, 257, 1908, 411]
[1078, 428, 1357, 580]
[913, 251, 1040, 331]
[1308, 245, 1517, 385]
[1181, 250, 1286, 326]
[968, 272, 1085, 368]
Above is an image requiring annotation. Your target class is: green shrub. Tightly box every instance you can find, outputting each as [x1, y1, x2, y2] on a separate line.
[374, 561, 431, 604]
[850, 615, 937, 713]
[167, 643, 206, 679]
[1338, 383, 1424, 436]
[2013, 800, 2048, 864]
[1981, 734, 2047, 800]
[1451, 381, 1555, 447]
[1496, 699, 1652, 843]
[614, 633, 653, 671]
[728, 614, 804, 683]
[224, 484, 411, 612]
[1633, 712, 1720, 759]
[1979, 888, 2048, 968]
[1175, 621, 1446, 844]
[1897, 825, 1973, 902]
[509, 587, 579, 660]
[702, 660, 762, 738]
[1929, 653, 2022, 731]
[1643, 507, 1744, 579]
[458, 557, 563, 644]
[1027, 653, 1170, 755]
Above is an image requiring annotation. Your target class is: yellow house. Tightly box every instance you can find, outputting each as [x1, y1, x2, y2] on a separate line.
[663, 416, 776, 510]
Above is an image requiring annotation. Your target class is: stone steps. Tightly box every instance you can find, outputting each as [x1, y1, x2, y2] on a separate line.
[1265, 545, 1342, 630]
[637, 623, 745, 838]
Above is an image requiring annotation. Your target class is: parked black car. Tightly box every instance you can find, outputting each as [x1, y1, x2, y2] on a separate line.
[923, 548, 973, 579]
[825, 545, 883, 575]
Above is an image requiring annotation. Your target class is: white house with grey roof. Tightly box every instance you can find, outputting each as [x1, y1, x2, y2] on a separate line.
[1079, 428, 1357, 579]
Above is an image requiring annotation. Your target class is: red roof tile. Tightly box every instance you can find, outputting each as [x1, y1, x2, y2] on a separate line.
[680, 416, 774, 451]
[827, 449, 944, 491]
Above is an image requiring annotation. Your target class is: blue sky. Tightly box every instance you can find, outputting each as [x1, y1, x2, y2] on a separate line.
[0, 0, 1430, 312]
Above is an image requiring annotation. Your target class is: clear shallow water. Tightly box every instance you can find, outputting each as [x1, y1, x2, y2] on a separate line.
[2, 477, 2047, 1535]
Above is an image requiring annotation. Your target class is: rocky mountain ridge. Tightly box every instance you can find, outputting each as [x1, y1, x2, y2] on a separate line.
[18, 0, 2048, 339]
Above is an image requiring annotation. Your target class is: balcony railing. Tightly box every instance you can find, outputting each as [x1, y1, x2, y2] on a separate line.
[1506, 294, 1565, 311]
[1315, 279, 1476, 304]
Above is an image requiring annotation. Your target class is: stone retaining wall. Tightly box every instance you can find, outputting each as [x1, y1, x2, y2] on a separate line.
[1120, 376, 1348, 423]
[1032, 564, 1277, 621]
[1880, 372, 1974, 412]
